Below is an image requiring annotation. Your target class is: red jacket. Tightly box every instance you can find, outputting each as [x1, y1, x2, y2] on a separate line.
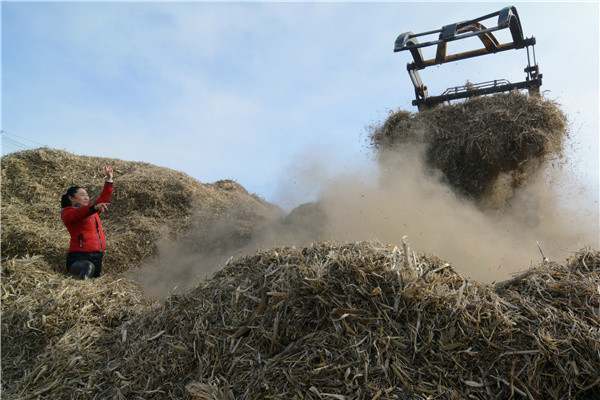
[61, 181, 114, 253]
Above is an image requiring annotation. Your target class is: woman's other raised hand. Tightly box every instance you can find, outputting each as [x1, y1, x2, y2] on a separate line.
[104, 163, 114, 181]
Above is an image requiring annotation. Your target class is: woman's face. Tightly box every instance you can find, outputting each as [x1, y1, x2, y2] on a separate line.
[69, 188, 90, 207]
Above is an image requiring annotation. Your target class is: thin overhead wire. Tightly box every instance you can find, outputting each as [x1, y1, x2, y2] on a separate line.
[1, 130, 46, 154]
[3, 136, 30, 151]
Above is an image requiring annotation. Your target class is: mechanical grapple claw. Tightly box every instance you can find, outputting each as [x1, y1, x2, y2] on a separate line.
[395, 6, 542, 110]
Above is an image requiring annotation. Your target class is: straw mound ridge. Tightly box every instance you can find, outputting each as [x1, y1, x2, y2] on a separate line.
[370, 92, 568, 202]
[3, 242, 598, 399]
[1, 148, 281, 273]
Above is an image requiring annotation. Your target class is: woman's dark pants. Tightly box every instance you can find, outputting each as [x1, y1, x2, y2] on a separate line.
[66, 252, 104, 279]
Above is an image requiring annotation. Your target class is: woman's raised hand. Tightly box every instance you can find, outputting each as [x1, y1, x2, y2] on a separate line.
[104, 163, 114, 181]
[94, 203, 109, 212]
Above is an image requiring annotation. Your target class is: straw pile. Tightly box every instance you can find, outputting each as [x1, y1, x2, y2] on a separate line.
[1, 148, 280, 273]
[271, 201, 328, 244]
[370, 92, 568, 202]
[5, 242, 597, 399]
[0, 255, 154, 396]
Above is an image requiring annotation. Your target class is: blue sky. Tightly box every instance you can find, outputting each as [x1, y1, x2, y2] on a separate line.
[2, 1, 598, 208]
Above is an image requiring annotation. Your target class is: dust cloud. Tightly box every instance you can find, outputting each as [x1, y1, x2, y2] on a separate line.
[127, 238, 225, 298]
[128, 205, 282, 298]
[134, 143, 598, 298]
[317, 144, 598, 282]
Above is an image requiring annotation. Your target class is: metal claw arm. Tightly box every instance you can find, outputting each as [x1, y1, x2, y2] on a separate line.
[394, 6, 541, 109]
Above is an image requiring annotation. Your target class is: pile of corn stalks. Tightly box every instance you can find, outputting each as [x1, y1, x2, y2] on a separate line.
[370, 92, 568, 203]
[4, 242, 597, 399]
[0, 148, 278, 273]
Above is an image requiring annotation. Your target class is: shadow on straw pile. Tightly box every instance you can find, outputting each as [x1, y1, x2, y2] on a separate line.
[369, 92, 568, 207]
[6, 242, 596, 399]
[1, 148, 280, 275]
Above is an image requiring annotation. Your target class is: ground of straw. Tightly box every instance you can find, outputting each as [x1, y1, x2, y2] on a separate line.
[2, 242, 598, 399]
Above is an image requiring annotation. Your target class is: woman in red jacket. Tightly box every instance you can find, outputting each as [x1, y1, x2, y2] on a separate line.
[61, 163, 114, 279]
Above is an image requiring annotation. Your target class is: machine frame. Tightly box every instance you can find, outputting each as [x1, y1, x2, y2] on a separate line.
[394, 6, 542, 110]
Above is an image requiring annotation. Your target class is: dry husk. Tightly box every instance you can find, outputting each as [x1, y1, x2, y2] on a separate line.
[0, 255, 155, 395]
[370, 92, 568, 201]
[3, 242, 598, 399]
[1, 148, 281, 273]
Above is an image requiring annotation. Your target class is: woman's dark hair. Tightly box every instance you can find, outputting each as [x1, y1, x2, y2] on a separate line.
[61, 186, 83, 208]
